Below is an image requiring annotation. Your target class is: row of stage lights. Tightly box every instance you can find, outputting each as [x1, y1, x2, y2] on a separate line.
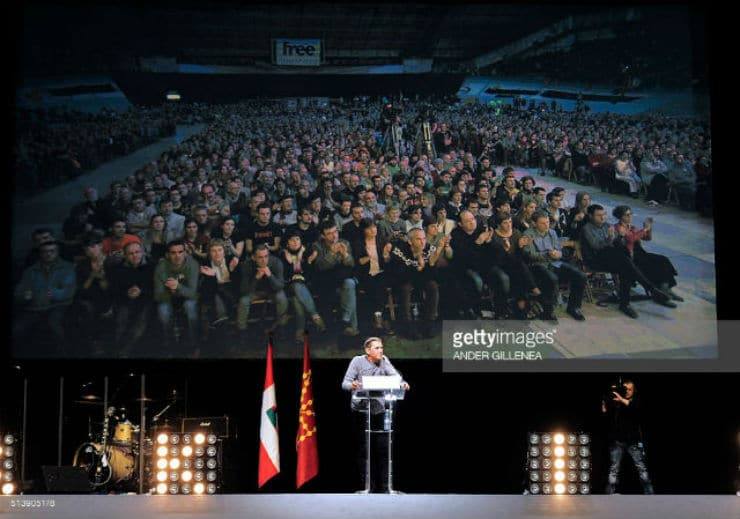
[527, 432, 591, 495]
[0, 434, 18, 495]
[150, 431, 220, 495]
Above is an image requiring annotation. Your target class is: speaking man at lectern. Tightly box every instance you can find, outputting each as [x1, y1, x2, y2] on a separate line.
[342, 337, 410, 493]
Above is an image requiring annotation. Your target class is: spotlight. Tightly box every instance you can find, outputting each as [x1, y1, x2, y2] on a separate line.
[149, 431, 221, 495]
[0, 431, 19, 495]
[526, 431, 592, 496]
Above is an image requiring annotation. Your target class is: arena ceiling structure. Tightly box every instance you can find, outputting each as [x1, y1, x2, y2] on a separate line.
[17, 4, 705, 103]
[20, 3, 598, 76]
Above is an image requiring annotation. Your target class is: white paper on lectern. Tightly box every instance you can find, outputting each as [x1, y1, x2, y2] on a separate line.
[361, 375, 401, 390]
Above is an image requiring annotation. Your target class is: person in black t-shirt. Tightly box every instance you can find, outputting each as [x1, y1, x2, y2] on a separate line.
[286, 207, 319, 250]
[601, 379, 655, 494]
[242, 203, 282, 255]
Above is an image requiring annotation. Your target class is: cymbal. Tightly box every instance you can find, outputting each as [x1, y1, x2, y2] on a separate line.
[73, 400, 104, 406]
[136, 395, 182, 402]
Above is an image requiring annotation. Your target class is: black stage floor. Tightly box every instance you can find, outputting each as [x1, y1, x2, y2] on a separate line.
[1, 494, 737, 519]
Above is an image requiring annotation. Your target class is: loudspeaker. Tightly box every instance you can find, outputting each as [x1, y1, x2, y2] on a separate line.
[41, 466, 92, 493]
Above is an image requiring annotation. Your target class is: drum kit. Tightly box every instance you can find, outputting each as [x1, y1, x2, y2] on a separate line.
[71, 384, 182, 492]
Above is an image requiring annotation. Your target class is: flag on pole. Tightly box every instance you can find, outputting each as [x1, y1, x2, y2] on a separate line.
[258, 337, 280, 488]
[296, 332, 319, 488]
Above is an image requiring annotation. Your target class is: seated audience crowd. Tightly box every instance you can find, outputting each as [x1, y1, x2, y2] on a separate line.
[12, 96, 706, 355]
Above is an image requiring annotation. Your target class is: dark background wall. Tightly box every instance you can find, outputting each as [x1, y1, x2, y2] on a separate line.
[2, 361, 737, 495]
[112, 73, 466, 105]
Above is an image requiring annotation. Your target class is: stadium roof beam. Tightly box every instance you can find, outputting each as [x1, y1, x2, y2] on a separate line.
[471, 7, 642, 70]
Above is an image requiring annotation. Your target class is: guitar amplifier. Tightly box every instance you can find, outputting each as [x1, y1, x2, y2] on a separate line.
[180, 416, 230, 439]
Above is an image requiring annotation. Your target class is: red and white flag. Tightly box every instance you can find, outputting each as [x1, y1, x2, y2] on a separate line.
[258, 338, 280, 487]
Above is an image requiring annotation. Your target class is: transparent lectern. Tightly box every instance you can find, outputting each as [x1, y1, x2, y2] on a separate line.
[351, 375, 405, 494]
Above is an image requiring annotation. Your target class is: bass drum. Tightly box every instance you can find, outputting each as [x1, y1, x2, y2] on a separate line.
[106, 444, 136, 483]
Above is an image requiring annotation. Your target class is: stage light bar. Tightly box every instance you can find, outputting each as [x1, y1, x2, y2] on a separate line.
[0, 432, 18, 495]
[526, 431, 591, 495]
[149, 430, 221, 495]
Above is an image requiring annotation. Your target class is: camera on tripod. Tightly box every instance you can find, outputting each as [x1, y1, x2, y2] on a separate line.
[604, 378, 627, 404]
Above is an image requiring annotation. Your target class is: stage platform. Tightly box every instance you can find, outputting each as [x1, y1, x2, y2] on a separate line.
[1, 494, 737, 519]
